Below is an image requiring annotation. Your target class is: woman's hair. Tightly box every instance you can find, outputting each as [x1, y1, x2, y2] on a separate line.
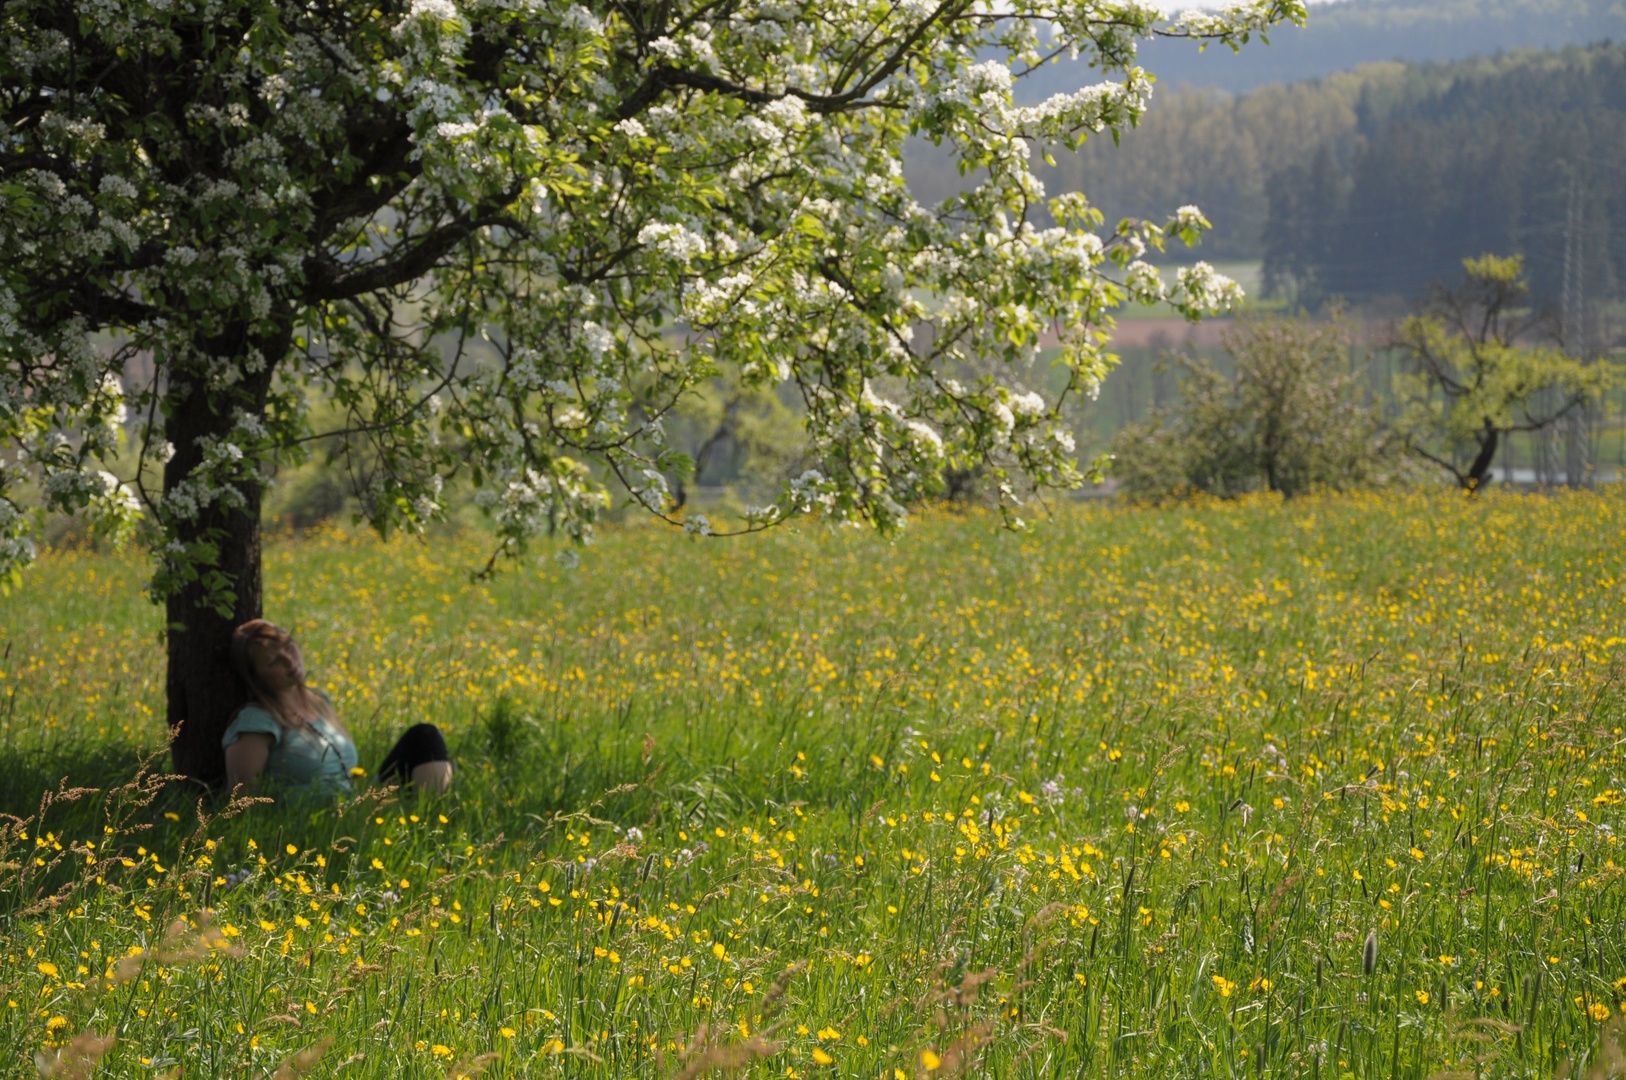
[230, 619, 337, 730]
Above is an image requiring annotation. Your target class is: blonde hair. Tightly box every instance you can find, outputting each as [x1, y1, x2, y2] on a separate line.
[230, 619, 338, 730]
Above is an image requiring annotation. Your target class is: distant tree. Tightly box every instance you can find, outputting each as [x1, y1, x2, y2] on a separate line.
[1261, 145, 1343, 303]
[665, 371, 806, 508]
[1391, 255, 1618, 491]
[1112, 314, 1393, 501]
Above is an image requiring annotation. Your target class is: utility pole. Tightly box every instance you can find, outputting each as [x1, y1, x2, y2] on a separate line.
[1561, 173, 1590, 488]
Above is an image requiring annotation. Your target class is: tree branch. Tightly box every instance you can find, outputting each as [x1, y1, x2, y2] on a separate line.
[302, 203, 525, 301]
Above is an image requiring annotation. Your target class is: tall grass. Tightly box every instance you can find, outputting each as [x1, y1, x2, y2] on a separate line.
[1, 489, 1624, 1079]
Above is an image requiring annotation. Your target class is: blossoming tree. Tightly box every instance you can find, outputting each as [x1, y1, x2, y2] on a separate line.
[0, 0, 1298, 782]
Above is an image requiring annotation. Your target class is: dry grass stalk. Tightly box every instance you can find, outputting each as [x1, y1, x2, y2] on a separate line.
[1260, 873, 1303, 923]
[34, 1027, 115, 1080]
[757, 961, 806, 1021]
[1577, 1013, 1626, 1080]
[446, 1051, 501, 1079]
[157, 914, 244, 964]
[1424, 1003, 1526, 1079]
[669, 1035, 783, 1080]
[1023, 901, 1071, 934]
[933, 1021, 996, 1076]
[936, 968, 999, 1008]
[1467, 1017, 1523, 1035]
[94, 912, 241, 990]
[271, 1036, 333, 1080]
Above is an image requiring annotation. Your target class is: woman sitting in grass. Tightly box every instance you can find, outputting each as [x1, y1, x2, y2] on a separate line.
[223, 619, 453, 795]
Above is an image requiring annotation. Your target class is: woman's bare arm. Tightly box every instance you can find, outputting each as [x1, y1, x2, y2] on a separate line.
[225, 733, 274, 791]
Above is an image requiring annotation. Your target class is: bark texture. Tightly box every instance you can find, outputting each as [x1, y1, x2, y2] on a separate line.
[1464, 427, 1500, 491]
[163, 327, 282, 785]
[163, 523, 261, 785]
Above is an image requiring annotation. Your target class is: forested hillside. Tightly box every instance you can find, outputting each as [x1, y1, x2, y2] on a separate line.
[1016, 0, 1626, 97]
[1027, 64, 1414, 260]
[1264, 43, 1626, 306]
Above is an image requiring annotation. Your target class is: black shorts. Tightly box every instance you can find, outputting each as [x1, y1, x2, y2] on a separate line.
[377, 723, 450, 786]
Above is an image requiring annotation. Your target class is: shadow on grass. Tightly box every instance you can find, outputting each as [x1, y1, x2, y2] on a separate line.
[0, 690, 906, 904]
[0, 738, 178, 823]
[0, 692, 916, 929]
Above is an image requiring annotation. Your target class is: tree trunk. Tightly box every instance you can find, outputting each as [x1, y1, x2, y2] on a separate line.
[1464, 425, 1500, 492]
[164, 327, 283, 786]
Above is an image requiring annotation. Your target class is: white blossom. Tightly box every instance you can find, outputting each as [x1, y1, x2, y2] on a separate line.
[1173, 261, 1245, 314]
[560, 4, 602, 32]
[1126, 260, 1166, 304]
[637, 222, 708, 262]
[98, 174, 139, 199]
[407, 0, 459, 22]
[1008, 391, 1046, 418]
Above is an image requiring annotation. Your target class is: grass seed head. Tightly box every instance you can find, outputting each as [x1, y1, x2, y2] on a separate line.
[1363, 930, 1378, 976]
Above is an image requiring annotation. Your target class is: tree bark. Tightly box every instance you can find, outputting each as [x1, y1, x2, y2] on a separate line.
[1464, 425, 1500, 491]
[163, 326, 283, 785]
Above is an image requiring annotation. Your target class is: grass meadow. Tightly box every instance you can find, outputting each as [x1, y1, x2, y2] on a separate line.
[1, 490, 1624, 1080]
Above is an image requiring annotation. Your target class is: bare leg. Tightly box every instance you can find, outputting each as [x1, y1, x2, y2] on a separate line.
[411, 760, 453, 793]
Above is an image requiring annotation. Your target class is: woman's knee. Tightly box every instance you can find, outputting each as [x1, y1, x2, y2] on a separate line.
[410, 760, 453, 793]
